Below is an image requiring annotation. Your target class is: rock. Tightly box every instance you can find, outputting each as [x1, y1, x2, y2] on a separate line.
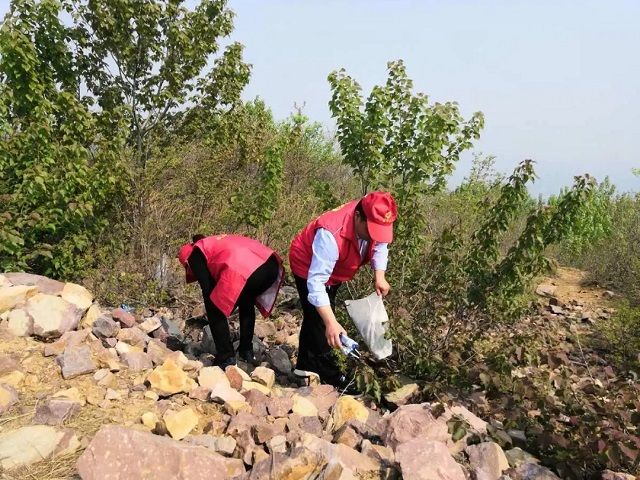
[33, 398, 81, 425]
[166, 350, 189, 368]
[301, 433, 381, 474]
[121, 351, 153, 371]
[511, 462, 561, 479]
[146, 358, 196, 396]
[61, 282, 93, 310]
[466, 442, 510, 480]
[227, 412, 260, 437]
[210, 384, 246, 404]
[94, 347, 121, 371]
[384, 383, 419, 407]
[331, 396, 369, 432]
[361, 440, 395, 465]
[92, 316, 120, 339]
[266, 347, 292, 375]
[97, 371, 117, 388]
[249, 447, 326, 479]
[57, 344, 97, 379]
[603, 290, 615, 299]
[215, 435, 237, 456]
[397, 438, 465, 480]
[601, 471, 637, 480]
[3, 273, 64, 294]
[6, 309, 33, 337]
[267, 435, 287, 454]
[164, 407, 199, 440]
[292, 394, 318, 417]
[226, 364, 250, 390]
[549, 305, 564, 315]
[440, 403, 488, 435]
[0, 384, 19, 415]
[225, 399, 251, 415]
[44, 329, 91, 357]
[333, 424, 362, 449]
[81, 304, 102, 328]
[505, 448, 539, 468]
[0, 425, 79, 469]
[26, 293, 82, 338]
[112, 307, 136, 327]
[189, 386, 212, 401]
[199, 366, 230, 389]
[300, 416, 323, 437]
[242, 381, 272, 395]
[0, 285, 38, 313]
[146, 338, 171, 365]
[139, 316, 162, 334]
[0, 274, 10, 288]
[141, 411, 159, 429]
[253, 419, 287, 445]
[52, 387, 85, 405]
[381, 403, 450, 450]
[245, 389, 270, 416]
[267, 396, 293, 417]
[117, 326, 149, 347]
[535, 284, 557, 297]
[144, 390, 159, 401]
[251, 366, 276, 389]
[254, 321, 276, 339]
[77, 425, 244, 479]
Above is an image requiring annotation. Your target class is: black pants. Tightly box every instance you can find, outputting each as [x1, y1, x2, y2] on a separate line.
[294, 275, 342, 382]
[188, 248, 280, 360]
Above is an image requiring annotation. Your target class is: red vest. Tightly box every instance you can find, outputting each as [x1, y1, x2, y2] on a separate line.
[193, 235, 283, 318]
[289, 201, 375, 285]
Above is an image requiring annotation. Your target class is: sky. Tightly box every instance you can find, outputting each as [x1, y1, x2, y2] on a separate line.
[226, 0, 640, 196]
[2, 1, 638, 196]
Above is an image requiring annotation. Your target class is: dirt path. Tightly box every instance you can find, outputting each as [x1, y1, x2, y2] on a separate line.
[539, 266, 614, 310]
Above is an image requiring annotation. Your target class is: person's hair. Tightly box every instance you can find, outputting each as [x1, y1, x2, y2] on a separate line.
[355, 201, 366, 220]
[192, 234, 205, 243]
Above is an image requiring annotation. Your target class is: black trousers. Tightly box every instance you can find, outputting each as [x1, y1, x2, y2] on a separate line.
[188, 247, 280, 360]
[294, 275, 342, 382]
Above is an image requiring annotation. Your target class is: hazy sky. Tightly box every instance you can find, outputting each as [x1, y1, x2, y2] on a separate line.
[2, 1, 638, 195]
[227, 0, 640, 195]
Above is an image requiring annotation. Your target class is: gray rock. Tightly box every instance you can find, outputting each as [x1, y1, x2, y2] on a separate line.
[121, 351, 153, 371]
[92, 316, 120, 339]
[33, 398, 81, 425]
[505, 448, 539, 468]
[266, 347, 292, 375]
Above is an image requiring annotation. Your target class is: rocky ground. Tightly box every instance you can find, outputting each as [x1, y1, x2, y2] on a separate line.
[0, 271, 636, 479]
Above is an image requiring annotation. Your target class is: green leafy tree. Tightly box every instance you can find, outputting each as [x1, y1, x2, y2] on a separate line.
[0, 0, 128, 277]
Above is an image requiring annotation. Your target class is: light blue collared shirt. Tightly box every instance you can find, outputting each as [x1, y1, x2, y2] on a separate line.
[307, 228, 388, 307]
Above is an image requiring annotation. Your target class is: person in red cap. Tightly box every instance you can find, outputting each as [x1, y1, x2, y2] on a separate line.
[289, 191, 397, 390]
[178, 234, 284, 368]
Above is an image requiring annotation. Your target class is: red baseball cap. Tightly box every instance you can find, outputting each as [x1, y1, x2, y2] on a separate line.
[178, 243, 196, 283]
[361, 191, 397, 243]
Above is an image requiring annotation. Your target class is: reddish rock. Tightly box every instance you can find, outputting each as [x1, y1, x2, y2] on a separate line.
[227, 412, 259, 437]
[3, 273, 64, 295]
[146, 339, 171, 365]
[397, 438, 465, 480]
[253, 420, 286, 445]
[466, 442, 509, 480]
[381, 403, 450, 450]
[76, 425, 244, 480]
[0, 355, 22, 376]
[244, 389, 270, 416]
[248, 447, 326, 479]
[33, 398, 81, 425]
[267, 396, 293, 418]
[56, 345, 97, 379]
[112, 308, 136, 328]
[189, 386, 212, 401]
[121, 351, 153, 371]
[333, 424, 361, 449]
[116, 326, 149, 347]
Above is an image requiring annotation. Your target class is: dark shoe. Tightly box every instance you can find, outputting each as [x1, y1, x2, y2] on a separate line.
[213, 355, 236, 369]
[237, 349, 258, 366]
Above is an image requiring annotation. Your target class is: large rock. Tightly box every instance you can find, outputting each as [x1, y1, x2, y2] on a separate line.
[331, 396, 369, 432]
[146, 338, 171, 365]
[210, 384, 246, 405]
[0, 285, 38, 314]
[164, 407, 199, 440]
[6, 308, 33, 337]
[33, 398, 81, 425]
[92, 316, 120, 339]
[301, 433, 381, 474]
[0, 383, 19, 415]
[61, 282, 93, 310]
[81, 303, 102, 328]
[199, 366, 230, 390]
[0, 425, 79, 469]
[56, 344, 97, 379]
[292, 394, 318, 417]
[381, 403, 450, 450]
[146, 358, 196, 396]
[266, 347, 292, 375]
[76, 425, 244, 480]
[397, 438, 465, 480]
[26, 293, 82, 338]
[248, 447, 327, 479]
[3, 273, 64, 294]
[466, 442, 509, 480]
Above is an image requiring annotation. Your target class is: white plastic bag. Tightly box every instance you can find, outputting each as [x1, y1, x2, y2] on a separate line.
[344, 292, 392, 360]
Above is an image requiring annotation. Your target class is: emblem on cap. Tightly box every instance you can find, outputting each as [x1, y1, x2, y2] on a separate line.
[384, 211, 392, 222]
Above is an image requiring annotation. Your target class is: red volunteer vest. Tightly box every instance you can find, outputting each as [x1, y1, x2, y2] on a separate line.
[194, 235, 283, 318]
[289, 201, 375, 285]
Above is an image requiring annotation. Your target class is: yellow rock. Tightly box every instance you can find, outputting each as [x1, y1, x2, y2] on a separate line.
[144, 391, 159, 401]
[0, 286, 37, 313]
[225, 400, 251, 415]
[61, 283, 93, 311]
[53, 387, 86, 406]
[163, 407, 199, 440]
[250, 366, 275, 389]
[198, 366, 230, 390]
[331, 396, 369, 431]
[292, 394, 318, 417]
[147, 359, 196, 396]
[0, 275, 11, 289]
[81, 304, 102, 328]
[0, 371, 25, 388]
[242, 381, 271, 395]
[6, 309, 33, 337]
[141, 411, 159, 429]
